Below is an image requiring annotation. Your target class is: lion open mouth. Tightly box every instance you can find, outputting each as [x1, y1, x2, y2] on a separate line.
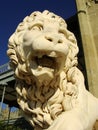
[28, 51, 60, 72]
[27, 51, 65, 77]
[35, 55, 56, 69]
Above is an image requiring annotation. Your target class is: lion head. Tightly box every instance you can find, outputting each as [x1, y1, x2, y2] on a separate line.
[7, 10, 79, 129]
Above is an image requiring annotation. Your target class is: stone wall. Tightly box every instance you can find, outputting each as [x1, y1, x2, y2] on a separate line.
[75, 0, 98, 98]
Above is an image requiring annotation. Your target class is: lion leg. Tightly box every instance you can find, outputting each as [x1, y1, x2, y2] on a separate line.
[46, 109, 88, 130]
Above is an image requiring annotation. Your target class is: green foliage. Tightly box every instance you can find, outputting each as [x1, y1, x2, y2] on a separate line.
[0, 121, 21, 130]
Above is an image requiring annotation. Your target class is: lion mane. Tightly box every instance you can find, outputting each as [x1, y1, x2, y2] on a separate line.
[7, 10, 82, 129]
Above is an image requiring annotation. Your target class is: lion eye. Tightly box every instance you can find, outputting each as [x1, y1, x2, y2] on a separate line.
[30, 25, 43, 31]
[59, 29, 68, 37]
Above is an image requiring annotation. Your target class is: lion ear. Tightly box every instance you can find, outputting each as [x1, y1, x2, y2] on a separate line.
[7, 33, 18, 69]
[69, 32, 79, 58]
[63, 30, 79, 72]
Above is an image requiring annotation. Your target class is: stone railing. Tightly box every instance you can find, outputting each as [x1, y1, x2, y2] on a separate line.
[0, 63, 11, 74]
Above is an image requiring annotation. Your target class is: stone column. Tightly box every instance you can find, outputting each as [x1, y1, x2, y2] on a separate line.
[75, 0, 98, 98]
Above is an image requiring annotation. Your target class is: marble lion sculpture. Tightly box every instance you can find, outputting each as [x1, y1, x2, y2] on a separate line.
[7, 10, 98, 130]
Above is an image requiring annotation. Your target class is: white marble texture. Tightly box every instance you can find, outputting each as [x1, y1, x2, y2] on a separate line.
[7, 10, 98, 130]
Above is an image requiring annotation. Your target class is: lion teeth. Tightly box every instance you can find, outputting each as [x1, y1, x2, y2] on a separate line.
[48, 51, 57, 57]
[38, 66, 42, 70]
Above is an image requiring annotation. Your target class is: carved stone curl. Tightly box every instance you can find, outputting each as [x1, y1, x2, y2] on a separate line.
[7, 10, 98, 130]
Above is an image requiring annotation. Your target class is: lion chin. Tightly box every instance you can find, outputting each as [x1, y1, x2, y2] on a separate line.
[7, 10, 98, 130]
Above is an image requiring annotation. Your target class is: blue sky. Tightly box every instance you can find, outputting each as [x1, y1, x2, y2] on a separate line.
[0, 0, 77, 66]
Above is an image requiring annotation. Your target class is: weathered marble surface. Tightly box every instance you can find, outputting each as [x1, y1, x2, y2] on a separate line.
[7, 10, 98, 130]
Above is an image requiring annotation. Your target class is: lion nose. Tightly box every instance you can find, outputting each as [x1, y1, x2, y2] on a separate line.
[45, 35, 63, 44]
